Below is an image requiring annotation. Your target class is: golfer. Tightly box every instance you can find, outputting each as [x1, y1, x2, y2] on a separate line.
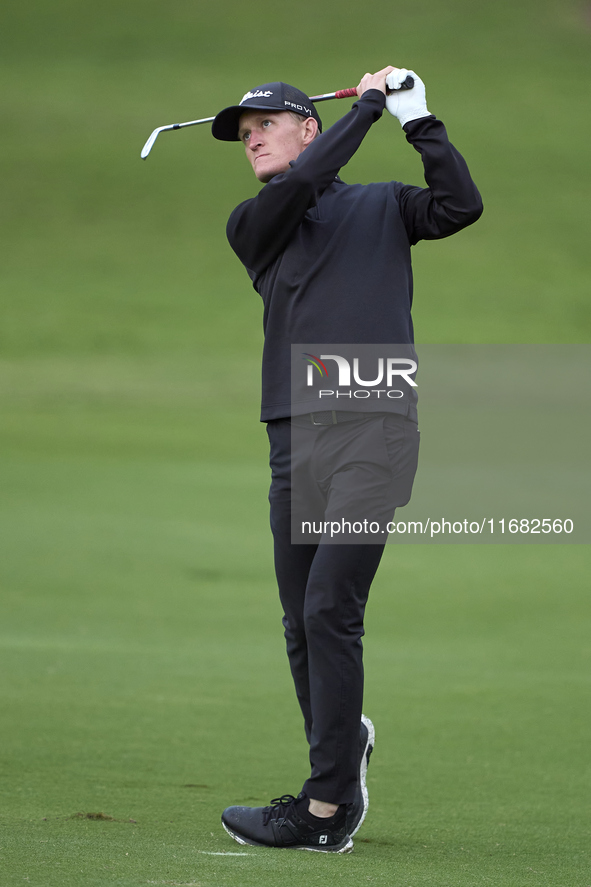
[211, 66, 483, 853]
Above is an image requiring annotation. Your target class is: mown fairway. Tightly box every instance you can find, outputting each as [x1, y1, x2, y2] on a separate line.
[1, 0, 590, 884]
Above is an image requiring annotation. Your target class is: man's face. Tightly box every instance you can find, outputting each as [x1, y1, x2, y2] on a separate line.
[238, 110, 312, 183]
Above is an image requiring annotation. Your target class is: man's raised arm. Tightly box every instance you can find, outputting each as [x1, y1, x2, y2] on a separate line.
[385, 69, 483, 243]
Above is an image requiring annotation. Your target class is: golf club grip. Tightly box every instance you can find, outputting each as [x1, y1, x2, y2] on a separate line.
[331, 75, 415, 101]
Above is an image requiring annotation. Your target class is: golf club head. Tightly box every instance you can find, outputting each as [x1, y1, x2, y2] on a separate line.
[141, 127, 166, 159]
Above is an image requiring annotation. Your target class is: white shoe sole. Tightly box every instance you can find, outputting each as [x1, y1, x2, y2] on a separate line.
[350, 713, 375, 837]
[222, 820, 354, 854]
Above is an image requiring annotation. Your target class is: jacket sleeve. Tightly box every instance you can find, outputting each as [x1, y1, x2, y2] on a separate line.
[396, 115, 483, 245]
[226, 90, 386, 274]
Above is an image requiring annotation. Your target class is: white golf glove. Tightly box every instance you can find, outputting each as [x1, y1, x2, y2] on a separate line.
[385, 69, 431, 128]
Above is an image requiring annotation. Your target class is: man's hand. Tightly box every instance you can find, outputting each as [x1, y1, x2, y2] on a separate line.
[355, 66, 398, 99]
[385, 69, 431, 128]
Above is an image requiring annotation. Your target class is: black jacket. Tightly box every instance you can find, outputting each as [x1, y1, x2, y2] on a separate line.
[227, 89, 483, 420]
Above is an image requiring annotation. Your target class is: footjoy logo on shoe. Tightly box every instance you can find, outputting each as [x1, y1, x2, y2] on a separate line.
[319, 835, 328, 844]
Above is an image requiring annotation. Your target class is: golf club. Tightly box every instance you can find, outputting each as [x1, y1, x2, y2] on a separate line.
[140, 75, 414, 159]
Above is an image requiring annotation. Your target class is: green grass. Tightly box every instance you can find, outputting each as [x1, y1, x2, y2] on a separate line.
[1, 361, 589, 885]
[1, 0, 590, 883]
[1, 447, 589, 884]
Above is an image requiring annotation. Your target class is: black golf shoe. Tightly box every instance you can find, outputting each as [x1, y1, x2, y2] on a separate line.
[221, 793, 353, 853]
[346, 714, 375, 837]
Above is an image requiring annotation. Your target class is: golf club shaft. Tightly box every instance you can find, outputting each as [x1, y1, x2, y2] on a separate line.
[140, 76, 414, 159]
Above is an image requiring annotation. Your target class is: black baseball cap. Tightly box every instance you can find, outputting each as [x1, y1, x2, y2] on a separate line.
[212, 81, 322, 141]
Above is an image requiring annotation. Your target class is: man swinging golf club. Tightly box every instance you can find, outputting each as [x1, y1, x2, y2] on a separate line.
[212, 65, 483, 853]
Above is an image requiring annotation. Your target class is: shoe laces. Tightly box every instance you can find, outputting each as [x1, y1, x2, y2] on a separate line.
[262, 794, 298, 827]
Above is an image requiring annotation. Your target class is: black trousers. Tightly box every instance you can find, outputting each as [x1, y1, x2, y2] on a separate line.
[266, 413, 420, 804]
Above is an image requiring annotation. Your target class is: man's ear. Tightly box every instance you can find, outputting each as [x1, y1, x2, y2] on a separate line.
[302, 116, 319, 146]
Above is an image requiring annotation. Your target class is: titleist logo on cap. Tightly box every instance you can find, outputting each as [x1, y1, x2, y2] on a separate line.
[240, 90, 273, 104]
